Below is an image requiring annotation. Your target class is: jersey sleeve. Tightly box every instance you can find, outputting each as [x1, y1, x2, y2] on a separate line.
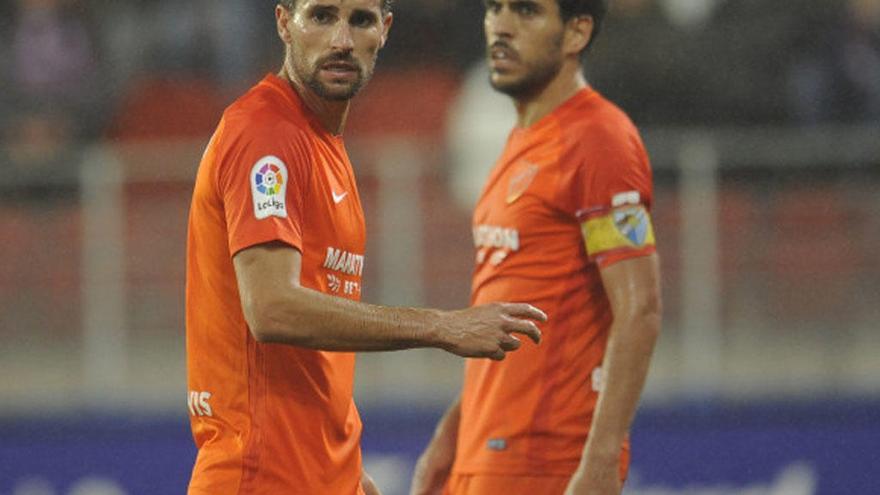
[215, 123, 313, 257]
[569, 122, 656, 268]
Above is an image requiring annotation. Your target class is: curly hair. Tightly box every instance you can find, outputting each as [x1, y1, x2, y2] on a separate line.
[278, 0, 394, 14]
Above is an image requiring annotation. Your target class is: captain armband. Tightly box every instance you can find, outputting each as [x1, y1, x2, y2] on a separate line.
[581, 205, 656, 258]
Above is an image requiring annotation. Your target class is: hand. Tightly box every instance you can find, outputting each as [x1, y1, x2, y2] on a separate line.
[409, 435, 456, 495]
[362, 470, 382, 495]
[437, 303, 547, 360]
[563, 458, 622, 495]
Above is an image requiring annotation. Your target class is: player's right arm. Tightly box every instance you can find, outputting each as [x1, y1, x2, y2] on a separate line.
[233, 242, 545, 358]
[409, 395, 461, 495]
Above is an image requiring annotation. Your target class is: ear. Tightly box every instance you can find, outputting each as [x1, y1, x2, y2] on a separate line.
[564, 15, 594, 57]
[379, 12, 394, 49]
[276, 5, 293, 45]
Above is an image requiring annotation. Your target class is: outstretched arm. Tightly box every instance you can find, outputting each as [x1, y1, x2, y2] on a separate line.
[233, 242, 546, 358]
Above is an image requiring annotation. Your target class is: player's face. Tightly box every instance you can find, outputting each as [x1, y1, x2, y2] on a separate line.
[278, 0, 392, 101]
[484, 0, 566, 98]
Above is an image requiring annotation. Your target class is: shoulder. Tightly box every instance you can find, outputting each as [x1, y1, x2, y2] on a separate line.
[208, 87, 316, 191]
[220, 83, 314, 150]
[555, 92, 648, 174]
[562, 91, 643, 151]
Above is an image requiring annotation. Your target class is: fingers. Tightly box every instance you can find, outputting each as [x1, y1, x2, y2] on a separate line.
[502, 303, 548, 323]
[498, 334, 522, 351]
[489, 348, 506, 361]
[462, 345, 508, 360]
[443, 303, 547, 360]
[502, 316, 542, 344]
[498, 303, 545, 344]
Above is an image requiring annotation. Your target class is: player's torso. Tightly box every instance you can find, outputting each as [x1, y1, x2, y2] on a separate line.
[300, 135, 366, 302]
[472, 125, 589, 304]
[251, 133, 365, 494]
[185, 79, 365, 494]
[259, 129, 365, 418]
[458, 114, 613, 475]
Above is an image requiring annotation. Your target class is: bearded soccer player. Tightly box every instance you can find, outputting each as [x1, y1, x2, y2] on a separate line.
[411, 1, 661, 494]
[185, 1, 548, 494]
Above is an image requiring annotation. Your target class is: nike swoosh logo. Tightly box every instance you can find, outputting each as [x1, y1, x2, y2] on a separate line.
[332, 190, 348, 204]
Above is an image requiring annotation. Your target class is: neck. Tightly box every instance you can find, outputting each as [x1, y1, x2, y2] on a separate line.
[513, 61, 587, 128]
[279, 66, 350, 135]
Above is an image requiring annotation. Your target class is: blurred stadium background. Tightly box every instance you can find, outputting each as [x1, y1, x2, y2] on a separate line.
[1, 0, 879, 494]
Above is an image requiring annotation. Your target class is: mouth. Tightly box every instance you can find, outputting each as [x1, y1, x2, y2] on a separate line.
[489, 43, 519, 70]
[319, 60, 360, 80]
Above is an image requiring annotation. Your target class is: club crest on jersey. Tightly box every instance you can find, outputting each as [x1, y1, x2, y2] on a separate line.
[506, 161, 539, 204]
[251, 155, 288, 219]
[613, 206, 651, 247]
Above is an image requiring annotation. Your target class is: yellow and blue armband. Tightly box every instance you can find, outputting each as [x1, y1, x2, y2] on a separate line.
[581, 205, 656, 258]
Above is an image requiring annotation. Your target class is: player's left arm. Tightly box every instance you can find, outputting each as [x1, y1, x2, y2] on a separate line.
[566, 253, 662, 494]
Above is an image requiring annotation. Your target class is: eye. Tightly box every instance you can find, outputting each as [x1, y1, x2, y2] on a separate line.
[513, 2, 538, 16]
[350, 11, 378, 28]
[484, 0, 501, 14]
[312, 9, 335, 24]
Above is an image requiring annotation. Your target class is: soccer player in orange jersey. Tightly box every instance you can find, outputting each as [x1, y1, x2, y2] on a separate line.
[185, 1, 547, 494]
[411, 1, 662, 494]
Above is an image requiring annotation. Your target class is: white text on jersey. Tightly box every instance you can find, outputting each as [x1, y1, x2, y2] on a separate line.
[188, 390, 213, 417]
[323, 247, 365, 277]
[473, 225, 520, 252]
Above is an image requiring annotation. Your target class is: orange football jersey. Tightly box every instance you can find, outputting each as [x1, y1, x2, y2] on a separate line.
[186, 74, 367, 494]
[454, 88, 655, 477]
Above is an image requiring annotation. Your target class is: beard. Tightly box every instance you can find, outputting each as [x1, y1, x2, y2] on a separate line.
[291, 48, 376, 101]
[488, 35, 564, 99]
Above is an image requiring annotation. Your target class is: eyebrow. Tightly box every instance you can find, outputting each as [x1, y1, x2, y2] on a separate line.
[350, 7, 379, 20]
[484, 0, 542, 10]
[510, 0, 541, 8]
[308, 4, 338, 14]
[307, 3, 379, 20]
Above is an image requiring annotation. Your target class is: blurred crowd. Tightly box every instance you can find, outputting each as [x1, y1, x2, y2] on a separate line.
[0, 0, 878, 186]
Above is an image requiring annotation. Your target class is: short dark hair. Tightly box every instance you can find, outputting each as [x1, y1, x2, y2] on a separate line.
[278, 0, 394, 14]
[557, 0, 607, 49]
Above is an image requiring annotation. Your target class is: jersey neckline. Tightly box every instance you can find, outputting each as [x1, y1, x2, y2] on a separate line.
[510, 87, 597, 136]
[262, 73, 345, 142]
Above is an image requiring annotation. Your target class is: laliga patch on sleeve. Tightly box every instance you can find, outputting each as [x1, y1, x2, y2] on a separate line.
[250, 155, 289, 220]
[582, 205, 655, 257]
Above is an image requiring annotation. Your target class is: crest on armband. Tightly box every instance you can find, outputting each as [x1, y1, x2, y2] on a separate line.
[614, 207, 652, 247]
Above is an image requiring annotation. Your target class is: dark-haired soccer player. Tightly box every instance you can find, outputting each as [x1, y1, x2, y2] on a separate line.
[185, 1, 546, 494]
[411, 1, 661, 494]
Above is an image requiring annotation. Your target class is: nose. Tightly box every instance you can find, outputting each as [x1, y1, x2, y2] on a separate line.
[485, 6, 514, 40]
[330, 22, 355, 52]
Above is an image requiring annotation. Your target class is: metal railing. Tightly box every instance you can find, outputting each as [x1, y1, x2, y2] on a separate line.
[0, 125, 878, 415]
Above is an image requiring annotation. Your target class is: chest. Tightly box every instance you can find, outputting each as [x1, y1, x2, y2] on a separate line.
[472, 138, 590, 270]
[474, 135, 566, 230]
[301, 142, 366, 286]
[306, 140, 363, 228]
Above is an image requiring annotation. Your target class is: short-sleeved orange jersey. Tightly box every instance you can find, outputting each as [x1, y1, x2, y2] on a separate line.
[186, 74, 367, 494]
[454, 88, 655, 477]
